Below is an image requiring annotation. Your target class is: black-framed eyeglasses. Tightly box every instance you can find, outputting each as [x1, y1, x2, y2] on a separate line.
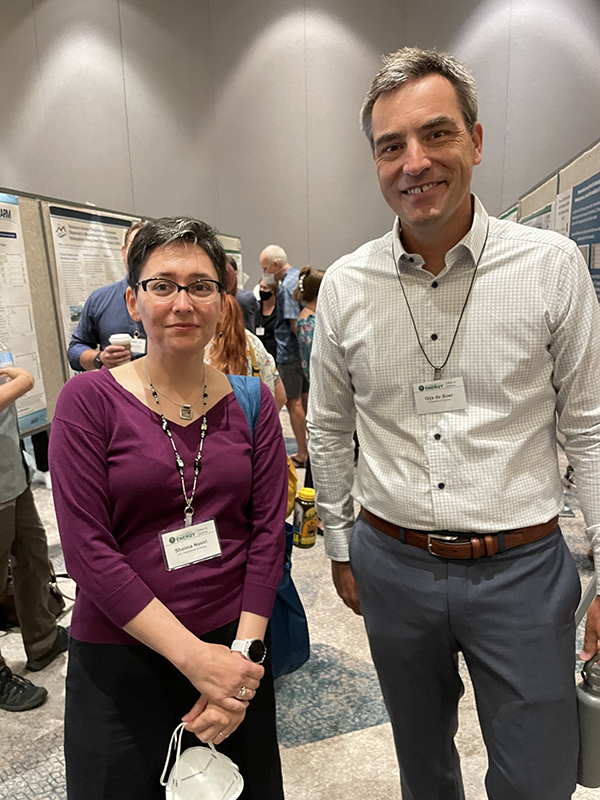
[136, 278, 223, 303]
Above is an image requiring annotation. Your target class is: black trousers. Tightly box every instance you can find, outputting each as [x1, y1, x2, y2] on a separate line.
[65, 620, 284, 800]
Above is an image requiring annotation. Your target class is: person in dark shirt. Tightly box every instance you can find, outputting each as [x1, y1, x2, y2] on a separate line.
[225, 256, 258, 333]
[255, 274, 278, 361]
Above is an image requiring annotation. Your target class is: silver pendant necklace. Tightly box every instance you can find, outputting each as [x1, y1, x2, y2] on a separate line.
[144, 361, 206, 420]
[143, 361, 208, 527]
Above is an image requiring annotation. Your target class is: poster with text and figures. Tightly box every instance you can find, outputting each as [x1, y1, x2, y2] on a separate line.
[551, 189, 573, 238]
[568, 172, 600, 300]
[48, 205, 139, 354]
[519, 204, 552, 230]
[0, 193, 48, 432]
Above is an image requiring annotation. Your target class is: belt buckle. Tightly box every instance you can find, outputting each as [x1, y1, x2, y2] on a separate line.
[427, 533, 459, 557]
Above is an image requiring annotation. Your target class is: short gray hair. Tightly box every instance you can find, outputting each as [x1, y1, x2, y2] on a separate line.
[260, 245, 289, 268]
[361, 47, 478, 150]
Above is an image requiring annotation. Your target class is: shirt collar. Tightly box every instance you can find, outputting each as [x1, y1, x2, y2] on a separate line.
[392, 194, 489, 273]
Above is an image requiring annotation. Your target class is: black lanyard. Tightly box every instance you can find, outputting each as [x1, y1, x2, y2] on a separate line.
[144, 362, 208, 527]
[392, 223, 489, 379]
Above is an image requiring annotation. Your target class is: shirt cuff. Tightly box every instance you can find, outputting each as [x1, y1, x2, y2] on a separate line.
[323, 526, 355, 562]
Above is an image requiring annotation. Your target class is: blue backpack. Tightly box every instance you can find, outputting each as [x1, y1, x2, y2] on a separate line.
[228, 375, 310, 679]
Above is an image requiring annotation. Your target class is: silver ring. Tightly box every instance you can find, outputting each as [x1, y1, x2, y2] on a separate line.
[237, 685, 247, 699]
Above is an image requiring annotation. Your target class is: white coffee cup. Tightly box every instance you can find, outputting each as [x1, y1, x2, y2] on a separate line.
[109, 333, 132, 350]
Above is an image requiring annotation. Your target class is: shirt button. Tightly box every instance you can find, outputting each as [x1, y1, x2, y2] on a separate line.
[438, 483, 445, 490]
[431, 333, 438, 340]
[434, 433, 441, 440]
[431, 281, 438, 288]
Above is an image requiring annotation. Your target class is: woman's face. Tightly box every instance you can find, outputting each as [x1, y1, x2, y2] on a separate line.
[127, 243, 221, 357]
[259, 280, 272, 296]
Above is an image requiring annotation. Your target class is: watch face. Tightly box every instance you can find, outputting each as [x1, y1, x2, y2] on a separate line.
[248, 639, 266, 663]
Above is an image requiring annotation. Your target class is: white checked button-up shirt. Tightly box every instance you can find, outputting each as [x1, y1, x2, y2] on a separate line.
[307, 196, 600, 580]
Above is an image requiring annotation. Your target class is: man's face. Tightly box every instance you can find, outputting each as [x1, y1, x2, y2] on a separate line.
[260, 253, 280, 276]
[121, 226, 141, 270]
[371, 74, 482, 243]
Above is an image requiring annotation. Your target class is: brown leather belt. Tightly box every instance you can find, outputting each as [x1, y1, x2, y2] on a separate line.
[360, 508, 558, 560]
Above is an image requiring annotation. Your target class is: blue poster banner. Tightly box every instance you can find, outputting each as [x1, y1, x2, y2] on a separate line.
[570, 172, 600, 298]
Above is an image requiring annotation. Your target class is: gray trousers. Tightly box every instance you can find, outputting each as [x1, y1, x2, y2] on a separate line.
[0, 485, 57, 666]
[349, 515, 581, 800]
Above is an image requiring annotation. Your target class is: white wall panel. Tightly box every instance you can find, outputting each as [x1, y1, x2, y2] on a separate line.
[405, 0, 511, 218]
[0, 4, 49, 194]
[2, 0, 600, 281]
[120, 0, 219, 223]
[504, 0, 600, 211]
[304, 0, 403, 269]
[30, 0, 133, 210]
[210, 0, 309, 273]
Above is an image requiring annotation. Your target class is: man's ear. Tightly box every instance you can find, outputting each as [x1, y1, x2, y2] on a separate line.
[472, 121, 483, 166]
[126, 286, 141, 322]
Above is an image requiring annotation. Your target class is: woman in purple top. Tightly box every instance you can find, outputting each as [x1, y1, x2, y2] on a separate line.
[50, 218, 288, 800]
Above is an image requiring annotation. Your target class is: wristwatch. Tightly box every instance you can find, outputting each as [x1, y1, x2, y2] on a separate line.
[93, 353, 103, 369]
[231, 638, 267, 664]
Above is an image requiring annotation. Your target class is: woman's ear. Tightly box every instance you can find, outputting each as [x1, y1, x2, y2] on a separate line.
[126, 286, 141, 322]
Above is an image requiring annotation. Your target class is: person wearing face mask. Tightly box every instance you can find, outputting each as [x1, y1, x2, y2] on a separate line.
[255, 275, 278, 362]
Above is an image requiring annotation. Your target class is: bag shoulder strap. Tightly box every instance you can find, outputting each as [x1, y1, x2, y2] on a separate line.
[245, 332, 261, 378]
[227, 374, 261, 445]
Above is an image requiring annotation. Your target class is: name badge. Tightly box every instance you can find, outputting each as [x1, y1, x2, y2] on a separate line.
[159, 519, 222, 571]
[255, 327, 265, 336]
[131, 338, 147, 355]
[413, 377, 468, 414]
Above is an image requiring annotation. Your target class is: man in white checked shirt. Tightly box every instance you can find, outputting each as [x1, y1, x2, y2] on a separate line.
[307, 47, 600, 800]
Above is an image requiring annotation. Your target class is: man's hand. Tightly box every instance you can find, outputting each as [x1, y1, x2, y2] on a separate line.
[331, 561, 361, 616]
[581, 595, 600, 661]
[100, 345, 132, 368]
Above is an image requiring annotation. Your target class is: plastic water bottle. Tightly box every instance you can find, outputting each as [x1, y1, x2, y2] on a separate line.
[577, 653, 600, 787]
[0, 341, 15, 384]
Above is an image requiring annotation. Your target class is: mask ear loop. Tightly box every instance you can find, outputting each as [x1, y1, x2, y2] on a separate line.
[160, 722, 186, 788]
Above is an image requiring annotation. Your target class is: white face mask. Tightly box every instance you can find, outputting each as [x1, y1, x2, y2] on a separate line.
[261, 272, 278, 287]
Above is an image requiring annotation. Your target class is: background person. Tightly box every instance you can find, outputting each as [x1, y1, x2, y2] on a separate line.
[225, 255, 259, 334]
[307, 46, 600, 800]
[67, 221, 147, 371]
[255, 274, 278, 361]
[0, 365, 68, 712]
[293, 267, 325, 491]
[205, 291, 287, 412]
[260, 244, 308, 468]
[294, 266, 324, 385]
[50, 217, 288, 800]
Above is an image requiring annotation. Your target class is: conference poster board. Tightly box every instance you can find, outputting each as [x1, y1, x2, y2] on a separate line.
[499, 205, 519, 223]
[49, 205, 139, 356]
[219, 233, 246, 287]
[568, 172, 600, 299]
[551, 189, 573, 238]
[0, 193, 48, 432]
[519, 204, 552, 230]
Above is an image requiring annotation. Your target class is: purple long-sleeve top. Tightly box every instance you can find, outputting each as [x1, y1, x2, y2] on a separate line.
[49, 369, 288, 645]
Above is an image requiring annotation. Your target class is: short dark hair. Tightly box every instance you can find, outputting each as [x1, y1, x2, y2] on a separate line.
[127, 217, 227, 291]
[361, 47, 478, 150]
